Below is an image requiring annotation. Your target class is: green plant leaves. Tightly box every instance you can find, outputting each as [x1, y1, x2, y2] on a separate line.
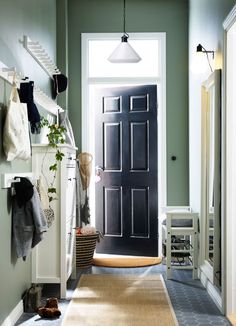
[49, 163, 57, 171]
[48, 187, 57, 193]
[40, 116, 67, 202]
[55, 150, 65, 161]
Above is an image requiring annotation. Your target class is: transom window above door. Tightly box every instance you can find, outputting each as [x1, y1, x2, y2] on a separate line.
[88, 38, 159, 78]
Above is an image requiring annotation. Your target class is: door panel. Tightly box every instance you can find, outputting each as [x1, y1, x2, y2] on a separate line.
[104, 186, 122, 236]
[104, 122, 121, 170]
[95, 85, 158, 256]
[130, 121, 148, 170]
[103, 96, 121, 113]
[130, 94, 149, 112]
[131, 187, 149, 237]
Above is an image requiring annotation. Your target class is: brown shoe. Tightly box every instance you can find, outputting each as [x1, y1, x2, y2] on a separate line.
[45, 297, 59, 308]
[37, 306, 61, 318]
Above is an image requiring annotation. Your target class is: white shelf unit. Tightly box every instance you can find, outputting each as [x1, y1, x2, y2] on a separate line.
[162, 211, 199, 279]
[31, 144, 77, 298]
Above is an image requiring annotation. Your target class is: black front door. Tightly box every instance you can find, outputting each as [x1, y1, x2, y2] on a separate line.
[95, 85, 158, 256]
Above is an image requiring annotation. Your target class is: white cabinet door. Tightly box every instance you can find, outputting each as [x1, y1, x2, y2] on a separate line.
[31, 144, 77, 298]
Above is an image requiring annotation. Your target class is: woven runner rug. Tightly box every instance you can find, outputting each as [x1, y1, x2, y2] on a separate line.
[62, 274, 178, 326]
[92, 255, 162, 268]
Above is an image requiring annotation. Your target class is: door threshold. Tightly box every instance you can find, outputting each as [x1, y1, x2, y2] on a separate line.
[93, 253, 162, 267]
[94, 253, 158, 258]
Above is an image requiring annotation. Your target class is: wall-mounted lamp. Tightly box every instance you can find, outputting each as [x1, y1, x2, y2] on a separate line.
[196, 44, 214, 59]
[108, 0, 141, 63]
[196, 44, 215, 72]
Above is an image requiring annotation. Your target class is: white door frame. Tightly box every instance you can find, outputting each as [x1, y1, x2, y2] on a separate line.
[223, 4, 236, 318]
[81, 32, 166, 255]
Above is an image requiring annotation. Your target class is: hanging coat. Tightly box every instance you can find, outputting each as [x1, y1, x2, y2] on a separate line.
[12, 186, 48, 260]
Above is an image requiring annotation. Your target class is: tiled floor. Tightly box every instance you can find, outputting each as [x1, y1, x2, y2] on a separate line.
[15, 264, 231, 326]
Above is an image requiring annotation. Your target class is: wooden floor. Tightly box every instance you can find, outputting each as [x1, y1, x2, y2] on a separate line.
[228, 314, 236, 326]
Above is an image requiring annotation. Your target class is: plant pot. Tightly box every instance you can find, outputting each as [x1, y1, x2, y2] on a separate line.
[76, 232, 99, 268]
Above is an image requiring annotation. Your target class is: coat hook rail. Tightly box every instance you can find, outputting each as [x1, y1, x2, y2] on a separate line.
[1, 173, 35, 189]
[0, 64, 64, 116]
[23, 35, 61, 77]
[34, 86, 63, 115]
[0, 66, 23, 84]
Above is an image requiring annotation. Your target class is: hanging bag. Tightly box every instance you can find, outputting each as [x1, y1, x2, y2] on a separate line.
[77, 152, 93, 190]
[36, 176, 55, 228]
[3, 84, 31, 161]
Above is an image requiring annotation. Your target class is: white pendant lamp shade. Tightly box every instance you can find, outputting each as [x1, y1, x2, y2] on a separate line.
[108, 34, 141, 63]
[108, 0, 142, 64]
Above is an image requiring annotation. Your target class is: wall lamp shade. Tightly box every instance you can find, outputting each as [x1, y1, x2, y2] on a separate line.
[108, 34, 142, 63]
[108, 0, 141, 63]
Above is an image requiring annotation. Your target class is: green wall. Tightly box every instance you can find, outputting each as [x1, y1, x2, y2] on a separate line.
[68, 0, 189, 205]
[56, 0, 68, 109]
[1, 0, 234, 322]
[188, 0, 235, 212]
[0, 0, 56, 323]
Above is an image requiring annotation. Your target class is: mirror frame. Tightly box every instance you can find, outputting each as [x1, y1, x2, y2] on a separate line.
[200, 69, 221, 289]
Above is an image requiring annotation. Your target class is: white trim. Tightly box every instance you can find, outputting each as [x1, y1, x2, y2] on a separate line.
[81, 33, 167, 256]
[223, 6, 236, 316]
[1, 300, 23, 326]
[200, 261, 214, 284]
[88, 77, 161, 85]
[199, 268, 222, 311]
[158, 32, 167, 218]
[160, 206, 191, 214]
[221, 17, 228, 317]
[223, 4, 236, 31]
[81, 32, 165, 41]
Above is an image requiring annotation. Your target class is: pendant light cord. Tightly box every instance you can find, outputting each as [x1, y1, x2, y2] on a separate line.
[123, 0, 126, 34]
[123, 0, 129, 38]
[108, 0, 141, 62]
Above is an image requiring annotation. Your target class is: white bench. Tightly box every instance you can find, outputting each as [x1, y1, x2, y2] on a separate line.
[162, 212, 199, 279]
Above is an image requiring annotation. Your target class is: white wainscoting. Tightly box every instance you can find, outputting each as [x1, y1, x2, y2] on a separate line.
[2, 300, 23, 326]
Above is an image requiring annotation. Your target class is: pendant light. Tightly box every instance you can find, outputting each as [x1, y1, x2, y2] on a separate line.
[108, 0, 141, 63]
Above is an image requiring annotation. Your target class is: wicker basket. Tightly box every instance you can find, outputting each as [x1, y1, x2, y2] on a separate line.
[76, 232, 99, 268]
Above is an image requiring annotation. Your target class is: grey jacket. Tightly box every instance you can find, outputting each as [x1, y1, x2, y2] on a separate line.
[12, 187, 48, 260]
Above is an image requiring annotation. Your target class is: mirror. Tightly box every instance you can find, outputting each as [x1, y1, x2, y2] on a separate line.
[207, 82, 215, 266]
[201, 69, 221, 289]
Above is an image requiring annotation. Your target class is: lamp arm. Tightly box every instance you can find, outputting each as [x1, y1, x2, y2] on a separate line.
[206, 52, 213, 72]
[201, 45, 215, 59]
[203, 46, 214, 72]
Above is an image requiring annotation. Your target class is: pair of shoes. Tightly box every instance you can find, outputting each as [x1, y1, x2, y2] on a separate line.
[37, 297, 61, 318]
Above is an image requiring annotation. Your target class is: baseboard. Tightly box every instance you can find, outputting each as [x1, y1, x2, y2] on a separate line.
[1, 300, 23, 326]
[199, 268, 222, 311]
